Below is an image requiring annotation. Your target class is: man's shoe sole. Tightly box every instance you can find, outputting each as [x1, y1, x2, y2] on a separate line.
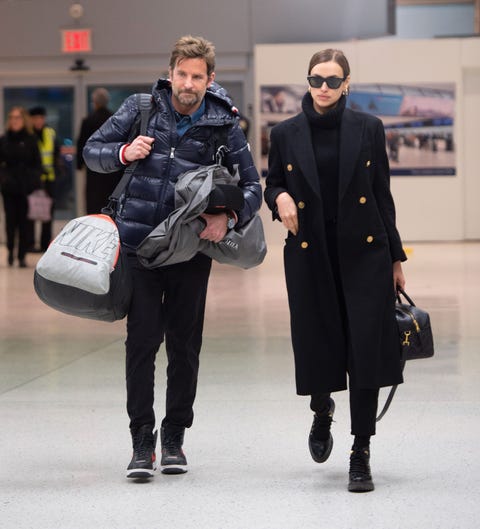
[161, 464, 188, 474]
[126, 464, 156, 479]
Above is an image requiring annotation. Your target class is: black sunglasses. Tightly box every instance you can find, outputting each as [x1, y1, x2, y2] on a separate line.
[307, 75, 345, 89]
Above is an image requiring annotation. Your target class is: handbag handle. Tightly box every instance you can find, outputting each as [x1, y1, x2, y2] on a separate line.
[396, 287, 415, 306]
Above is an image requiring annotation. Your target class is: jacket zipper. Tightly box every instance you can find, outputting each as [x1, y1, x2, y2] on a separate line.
[155, 146, 176, 218]
[156, 122, 219, 219]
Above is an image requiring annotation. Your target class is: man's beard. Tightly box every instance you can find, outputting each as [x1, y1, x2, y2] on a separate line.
[175, 90, 200, 108]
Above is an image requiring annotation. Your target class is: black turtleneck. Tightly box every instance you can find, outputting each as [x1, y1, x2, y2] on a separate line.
[301, 93, 346, 223]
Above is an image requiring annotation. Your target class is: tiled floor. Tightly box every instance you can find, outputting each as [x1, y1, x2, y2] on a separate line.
[0, 211, 479, 529]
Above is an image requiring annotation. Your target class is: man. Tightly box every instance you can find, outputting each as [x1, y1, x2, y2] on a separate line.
[77, 88, 123, 214]
[28, 106, 61, 251]
[83, 35, 262, 479]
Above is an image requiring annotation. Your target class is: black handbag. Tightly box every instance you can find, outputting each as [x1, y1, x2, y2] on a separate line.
[376, 288, 434, 421]
[395, 288, 434, 361]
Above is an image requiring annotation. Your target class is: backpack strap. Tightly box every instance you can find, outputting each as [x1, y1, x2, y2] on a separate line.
[102, 93, 152, 216]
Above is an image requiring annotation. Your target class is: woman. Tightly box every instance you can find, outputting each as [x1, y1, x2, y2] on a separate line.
[0, 106, 42, 267]
[264, 49, 406, 492]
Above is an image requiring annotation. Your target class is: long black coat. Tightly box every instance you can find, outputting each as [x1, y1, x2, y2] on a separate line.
[77, 107, 123, 214]
[265, 107, 406, 395]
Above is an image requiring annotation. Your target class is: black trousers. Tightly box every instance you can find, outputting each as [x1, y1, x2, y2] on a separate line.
[125, 252, 212, 432]
[312, 222, 379, 435]
[2, 192, 29, 260]
[311, 388, 380, 436]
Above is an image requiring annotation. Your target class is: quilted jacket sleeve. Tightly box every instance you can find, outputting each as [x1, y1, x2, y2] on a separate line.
[224, 121, 262, 227]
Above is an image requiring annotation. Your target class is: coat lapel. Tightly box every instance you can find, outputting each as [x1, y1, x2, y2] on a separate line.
[338, 109, 364, 202]
[292, 113, 321, 197]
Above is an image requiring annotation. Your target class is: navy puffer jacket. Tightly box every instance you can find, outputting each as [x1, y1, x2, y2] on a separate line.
[83, 79, 262, 250]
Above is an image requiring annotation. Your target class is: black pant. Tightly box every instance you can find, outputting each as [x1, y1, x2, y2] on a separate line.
[311, 388, 379, 436]
[125, 252, 212, 432]
[2, 192, 29, 260]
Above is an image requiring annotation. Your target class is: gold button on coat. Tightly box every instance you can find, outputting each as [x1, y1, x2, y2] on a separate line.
[298, 201, 305, 209]
[366, 160, 371, 167]
[287, 164, 293, 172]
[366, 235, 374, 243]
[301, 241, 308, 249]
[359, 196, 367, 204]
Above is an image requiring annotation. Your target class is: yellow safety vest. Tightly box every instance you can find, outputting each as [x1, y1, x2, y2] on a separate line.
[38, 127, 56, 182]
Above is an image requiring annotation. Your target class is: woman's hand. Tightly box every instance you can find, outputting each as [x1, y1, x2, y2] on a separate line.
[393, 260, 405, 292]
[276, 192, 298, 235]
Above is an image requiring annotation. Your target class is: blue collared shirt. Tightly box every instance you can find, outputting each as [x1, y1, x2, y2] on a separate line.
[172, 99, 205, 137]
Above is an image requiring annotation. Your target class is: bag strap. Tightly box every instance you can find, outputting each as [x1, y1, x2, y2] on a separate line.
[376, 286, 413, 422]
[376, 385, 398, 422]
[102, 93, 152, 216]
[376, 358, 407, 422]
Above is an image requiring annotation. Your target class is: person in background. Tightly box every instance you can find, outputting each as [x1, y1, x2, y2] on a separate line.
[0, 106, 42, 267]
[28, 106, 62, 252]
[77, 88, 123, 214]
[82, 35, 261, 480]
[264, 48, 406, 492]
[237, 112, 250, 140]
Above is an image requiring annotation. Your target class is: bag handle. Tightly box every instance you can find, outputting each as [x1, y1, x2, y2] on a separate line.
[396, 287, 415, 306]
[102, 93, 152, 217]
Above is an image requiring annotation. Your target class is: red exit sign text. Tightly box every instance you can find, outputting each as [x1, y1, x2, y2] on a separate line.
[61, 29, 92, 53]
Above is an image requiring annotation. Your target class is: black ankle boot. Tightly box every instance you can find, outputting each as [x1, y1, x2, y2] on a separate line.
[160, 425, 187, 474]
[308, 397, 335, 463]
[7, 252, 14, 267]
[348, 447, 374, 492]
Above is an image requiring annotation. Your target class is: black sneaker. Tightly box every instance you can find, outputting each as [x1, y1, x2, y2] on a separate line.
[348, 447, 375, 492]
[308, 397, 335, 463]
[160, 426, 187, 474]
[126, 424, 158, 479]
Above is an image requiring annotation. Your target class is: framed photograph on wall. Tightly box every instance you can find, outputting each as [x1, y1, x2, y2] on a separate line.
[259, 82, 456, 178]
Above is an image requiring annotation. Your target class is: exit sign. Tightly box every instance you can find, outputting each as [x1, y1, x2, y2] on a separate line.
[61, 29, 92, 53]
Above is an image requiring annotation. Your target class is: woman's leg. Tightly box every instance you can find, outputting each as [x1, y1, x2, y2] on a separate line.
[349, 388, 379, 439]
[308, 392, 335, 463]
[348, 387, 379, 492]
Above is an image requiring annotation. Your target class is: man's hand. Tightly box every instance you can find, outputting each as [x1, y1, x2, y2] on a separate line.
[199, 213, 228, 243]
[124, 135, 154, 162]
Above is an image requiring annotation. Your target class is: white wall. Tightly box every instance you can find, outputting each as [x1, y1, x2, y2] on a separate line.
[254, 38, 480, 242]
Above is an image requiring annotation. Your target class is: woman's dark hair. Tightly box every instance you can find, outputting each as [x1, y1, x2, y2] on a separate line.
[308, 49, 350, 77]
